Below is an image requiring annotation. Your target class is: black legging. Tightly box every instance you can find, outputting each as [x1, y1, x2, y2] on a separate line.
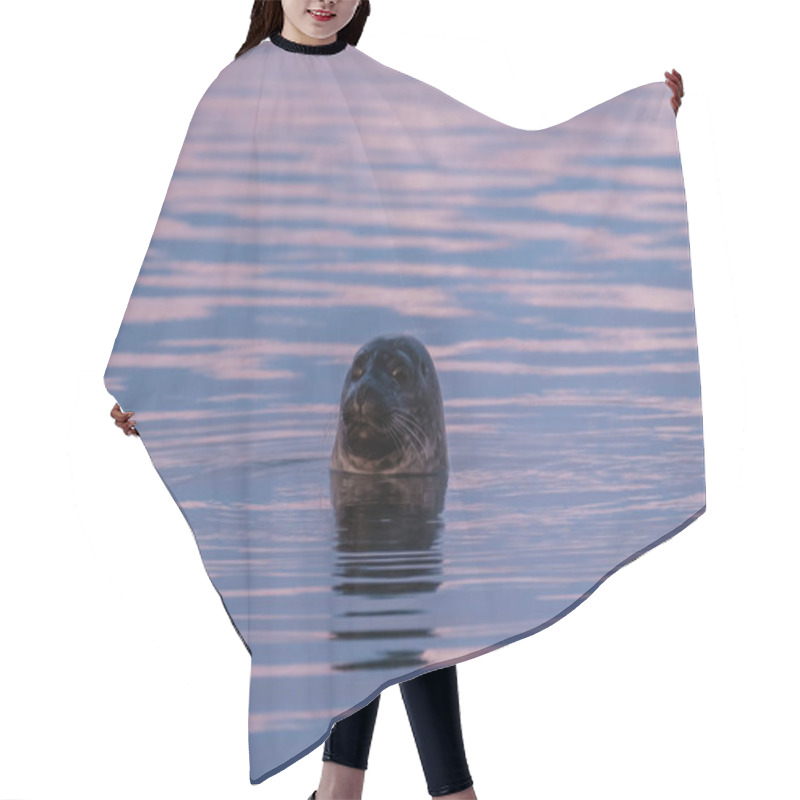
[323, 664, 474, 797]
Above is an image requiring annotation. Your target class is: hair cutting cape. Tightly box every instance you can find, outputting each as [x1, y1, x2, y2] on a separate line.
[104, 31, 705, 785]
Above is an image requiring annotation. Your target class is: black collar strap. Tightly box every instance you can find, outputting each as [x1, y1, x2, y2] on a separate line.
[269, 30, 348, 55]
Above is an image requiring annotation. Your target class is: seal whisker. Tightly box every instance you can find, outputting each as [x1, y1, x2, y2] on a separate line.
[383, 418, 407, 457]
[339, 418, 353, 457]
[389, 411, 427, 459]
[388, 418, 423, 464]
[392, 408, 429, 449]
[385, 415, 416, 456]
[392, 415, 429, 461]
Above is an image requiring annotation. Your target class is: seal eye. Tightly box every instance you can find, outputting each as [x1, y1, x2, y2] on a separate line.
[351, 354, 368, 380]
[391, 366, 409, 384]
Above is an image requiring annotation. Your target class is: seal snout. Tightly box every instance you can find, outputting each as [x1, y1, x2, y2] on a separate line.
[340, 380, 394, 460]
[347, 380, 390, 422]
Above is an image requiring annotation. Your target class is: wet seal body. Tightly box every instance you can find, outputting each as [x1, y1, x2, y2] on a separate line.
[330, 335, 448, 475]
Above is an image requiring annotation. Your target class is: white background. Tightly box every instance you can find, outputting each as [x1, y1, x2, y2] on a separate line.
[1, 1, 797, 798]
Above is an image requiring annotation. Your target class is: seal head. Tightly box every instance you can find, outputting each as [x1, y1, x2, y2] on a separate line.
[330, 334, 448, 475]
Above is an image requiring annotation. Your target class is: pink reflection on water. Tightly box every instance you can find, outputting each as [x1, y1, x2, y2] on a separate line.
[248, 704, 341, 733]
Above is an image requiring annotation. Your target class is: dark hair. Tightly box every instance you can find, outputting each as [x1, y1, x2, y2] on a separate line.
[235, 1, 371, 59]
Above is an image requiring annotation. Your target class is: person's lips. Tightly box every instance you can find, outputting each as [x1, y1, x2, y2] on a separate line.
[308, 9, 335, 21]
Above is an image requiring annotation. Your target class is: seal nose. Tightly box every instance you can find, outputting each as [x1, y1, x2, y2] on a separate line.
[353, 381, 382, 418]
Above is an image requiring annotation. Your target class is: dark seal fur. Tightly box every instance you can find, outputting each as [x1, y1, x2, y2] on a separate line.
[330, 335, 448, 475]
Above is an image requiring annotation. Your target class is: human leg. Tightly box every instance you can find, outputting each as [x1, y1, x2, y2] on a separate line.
[400, 665, 475, 798]
[316, 693, 381, 800]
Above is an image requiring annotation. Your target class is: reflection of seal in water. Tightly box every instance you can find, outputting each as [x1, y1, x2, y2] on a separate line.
[330, 334, 448, 475]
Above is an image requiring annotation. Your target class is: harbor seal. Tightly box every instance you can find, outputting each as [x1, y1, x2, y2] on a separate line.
[330, 334, 449, 475]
